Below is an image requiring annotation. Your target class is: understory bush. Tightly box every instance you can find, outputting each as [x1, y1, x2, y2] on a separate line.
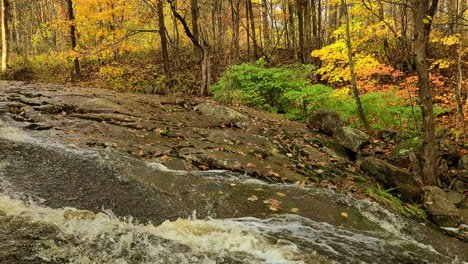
[210, 59, 447, 131]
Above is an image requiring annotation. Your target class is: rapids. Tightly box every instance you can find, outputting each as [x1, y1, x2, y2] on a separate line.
[0, 118, 467, 264]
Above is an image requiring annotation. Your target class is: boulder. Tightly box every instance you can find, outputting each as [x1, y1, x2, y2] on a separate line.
[446, 191, 465, 205]
[378, 129, 397, 143]
[458, 156, 468, 170]
[333, 127, 370, 153]
[424, 186, 461, 227]
[390, 137, 423, 167]
[359, 157, 422, 202]
[459, 171, 468, 183]
[194, 103, 250, 128]
[308, 109, 347, 136]
[460, 209, 468, 225]
[453, 180, 468, 193]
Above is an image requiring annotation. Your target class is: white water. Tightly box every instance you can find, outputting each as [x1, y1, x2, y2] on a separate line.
[0, 194, 329, 264]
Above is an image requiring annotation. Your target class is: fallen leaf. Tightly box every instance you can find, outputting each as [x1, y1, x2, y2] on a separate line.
[268, 170, 280, 177]
[246, 163, 256, 168]
[341, 212, 349, 217]
[230, 183, 237, 187]
[199, 165, 209, 170]
[218, 191, 224, 195]
[290, 208, 299, 213]
[138, 151, 144, 156]
[276, 192, 286, 197]
[254, 188, 264, 191]
[247, 195, 258, 201]
[315, 169, 324, 174]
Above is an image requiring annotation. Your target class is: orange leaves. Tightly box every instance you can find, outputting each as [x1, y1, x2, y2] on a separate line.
[263, 199, 282, 211]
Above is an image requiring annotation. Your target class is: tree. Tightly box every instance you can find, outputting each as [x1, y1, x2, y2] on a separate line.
[410, 0, 439, 186]
[66, 0, 81, 80]
[157, 0, 171, 80]
[341, 0, 371, 133]
[1, 0, 9, 72]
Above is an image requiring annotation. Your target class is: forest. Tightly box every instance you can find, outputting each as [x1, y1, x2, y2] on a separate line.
[1, 0, 468, 261]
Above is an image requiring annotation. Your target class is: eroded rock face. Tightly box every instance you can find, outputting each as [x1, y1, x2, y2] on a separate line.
[424, 186, 461, 227]
[194, 102, 250, 128]
[308, 109, 347, 136]
[359, 157, 422, 202]
[333, 127, 370, 153]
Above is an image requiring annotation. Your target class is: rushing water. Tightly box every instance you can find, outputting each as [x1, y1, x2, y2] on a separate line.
[0, 118, 466, 264]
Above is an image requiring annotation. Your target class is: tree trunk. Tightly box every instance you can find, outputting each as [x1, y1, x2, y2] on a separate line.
[1, 0, 9, 73]
[157, 0, 171, 80]
[66, 0, 80, 80]
[167, 0, 209, 96]
[410, 0, 439, 186]
[341, 0, 371, 133]
[261, 0, 271, 48]
[247, 0, 258, 59]
[190, 0, 201, 59]
[297, 0, 305, 63]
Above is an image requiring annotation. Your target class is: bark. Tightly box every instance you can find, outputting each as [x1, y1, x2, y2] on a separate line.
[297, 0, 305, 63]
[341, 0, 371, 133]
[410, 0, 439, 186]
[157, 0, 171, 79]
[1, 0, 9, 72]
[190, 0, 201, 59]
[66, 0, 81, 80]
[261, 0, 271, 48]
[247, 0, 259, 59]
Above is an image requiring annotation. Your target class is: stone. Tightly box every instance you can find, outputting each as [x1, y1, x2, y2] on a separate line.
[423, 186, 461, 227]
[453, 180, 468, 193]
[359, 157, 422, 202]
[458, 156, 468, 170]
[333, 127, 370, 153]
[194, 102, 250, 128]
[390, 137, 423, 168]
[308, 109, 347, 136]
[378, 129, 397, 143]
[460, 209, 468, 225]
[459, 171, 468, 182]
[446, 191, 465, 205]
[460, 199, 468, 209]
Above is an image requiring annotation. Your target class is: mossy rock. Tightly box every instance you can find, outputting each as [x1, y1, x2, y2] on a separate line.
[390, 137, 423, 167]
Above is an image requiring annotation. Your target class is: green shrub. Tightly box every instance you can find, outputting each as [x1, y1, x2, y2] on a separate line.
[210, 58, 316, 113]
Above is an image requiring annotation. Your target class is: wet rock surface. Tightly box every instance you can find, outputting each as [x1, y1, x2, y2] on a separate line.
[424, 186, 461, 227]
[1, 81, 468, 262]
[359, 157, 422, 202]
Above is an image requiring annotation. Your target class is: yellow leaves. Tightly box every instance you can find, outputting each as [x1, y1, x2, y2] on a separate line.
[263, 199, 282, 211]
[247, 195, 258, 201]
[341, 212, 349, 217]
[290, 208, 299, 213]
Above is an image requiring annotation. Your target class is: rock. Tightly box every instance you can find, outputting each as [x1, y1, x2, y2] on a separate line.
[359, 157, 422, 202]
[458, 156, 468, 170]
[453, 180, 468, 193]
[461, 209, 468, 225]
[459, 171, 468, 182]
[333, 127, 370, 153]
[390, 137, 423, 168]
[378, 129, 397, 143]
[308, 109, 347, 136]
[446, 191, 465, 205]
[194, 102, 250, 128]
[423, 186, 461, 227]
[460, 199, 468, 209]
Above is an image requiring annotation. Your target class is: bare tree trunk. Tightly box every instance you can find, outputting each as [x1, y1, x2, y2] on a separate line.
[66, 0, 80, 80]
[410, 0, 439, 186]
[288, 1, 298, 61]
[167, 0, 209, 96]
[298, 0, 305, 63]
[1, 0, 9, 73]
[455, 36, 466, 142]
[261, 0, 271, 48]
[341, 0, 371, 133]
[157, 0, 171, 80]
[230, 0, 241, 59]
[247, 0, 259, 59]
[190, 0, 201, 59]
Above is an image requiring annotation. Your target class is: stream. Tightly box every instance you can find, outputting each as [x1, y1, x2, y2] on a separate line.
[0, 118, 466, 264]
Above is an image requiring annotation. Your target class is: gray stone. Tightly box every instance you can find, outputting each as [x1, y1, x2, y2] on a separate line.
[359, 157, 422, 202]
[453, 180, 468, 193]
[460, 209, 468, 225]
[460, 199, 468, 209]
[390, 137, 423, 168]
[460, 171, 468, 182]
[446, 191, 465, 205]
[194, 102, 250, 128]
[308, 109, 347, 136]
[333, 127, 370, 153]
[459, 156, 468, 170]
[424, 186, 461, 227]
[378, 129, 397, 143]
